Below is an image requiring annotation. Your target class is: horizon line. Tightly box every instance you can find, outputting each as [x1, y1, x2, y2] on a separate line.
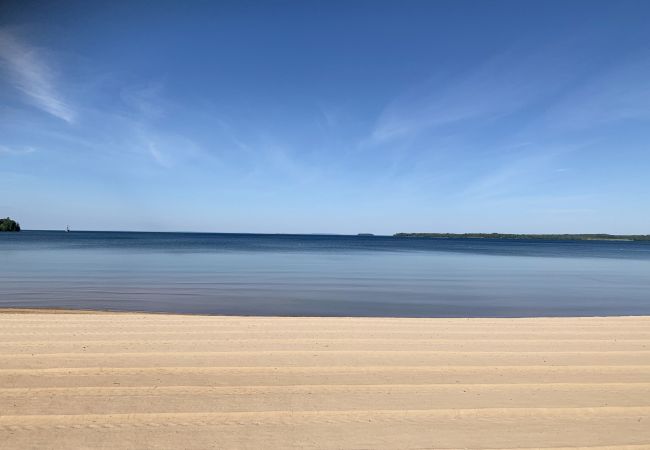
[13, 229, 650, 238]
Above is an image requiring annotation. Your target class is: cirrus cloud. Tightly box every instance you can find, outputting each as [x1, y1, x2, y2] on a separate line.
[0, 28, 75, 123]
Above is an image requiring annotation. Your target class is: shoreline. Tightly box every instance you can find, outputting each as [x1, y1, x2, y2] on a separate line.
[2, 312, 649, 448]
[2, 307, 650, 319]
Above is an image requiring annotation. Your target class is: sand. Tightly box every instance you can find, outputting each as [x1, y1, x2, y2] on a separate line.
[1, 312, 649, 449]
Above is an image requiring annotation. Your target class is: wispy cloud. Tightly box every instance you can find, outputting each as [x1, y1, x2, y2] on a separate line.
[145, 141, 171, 168]
[0, 144, 35, 155]
[540, 55, 650, 130]
[459, 143, 587, 202]
[0, 29, 75, 123]
[120, 81, 167, 120]
[131, 124, 208, 169]
[460, 154, 550, 201]
[369, 47, 574, 144]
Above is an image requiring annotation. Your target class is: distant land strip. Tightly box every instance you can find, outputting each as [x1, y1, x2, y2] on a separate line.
[393, 233, 650, 241]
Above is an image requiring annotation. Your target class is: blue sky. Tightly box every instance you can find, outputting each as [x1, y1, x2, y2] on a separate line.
[1, 0, 649, 234]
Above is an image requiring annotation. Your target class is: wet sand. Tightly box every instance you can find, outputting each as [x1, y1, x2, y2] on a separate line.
[1, 312, 649, 449]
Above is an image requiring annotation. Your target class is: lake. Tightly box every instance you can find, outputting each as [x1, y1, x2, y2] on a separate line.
[1, 231, 649, 317]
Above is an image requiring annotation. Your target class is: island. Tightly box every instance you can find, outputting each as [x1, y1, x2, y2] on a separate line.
[394, 232, 650, 241]
[0, 217, 21, 232]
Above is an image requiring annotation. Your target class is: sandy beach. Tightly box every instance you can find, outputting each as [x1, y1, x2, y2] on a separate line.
[1, 312, 649, 449]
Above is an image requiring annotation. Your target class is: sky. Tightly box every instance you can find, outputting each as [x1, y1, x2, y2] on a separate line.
[1, 0, 650, 234]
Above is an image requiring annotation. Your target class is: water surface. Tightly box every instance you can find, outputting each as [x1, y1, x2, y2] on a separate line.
[1, 231, 649, 317]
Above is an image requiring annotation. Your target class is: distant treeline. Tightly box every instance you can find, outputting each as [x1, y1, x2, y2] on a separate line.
[394, 233, 650, 241]
[0, 217, 21, 232]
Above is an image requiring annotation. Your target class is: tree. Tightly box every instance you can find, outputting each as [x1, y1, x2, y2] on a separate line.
[0, 217, 21, 232]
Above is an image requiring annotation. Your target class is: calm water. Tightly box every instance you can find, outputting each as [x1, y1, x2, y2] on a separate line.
[1, 231, 649, 317]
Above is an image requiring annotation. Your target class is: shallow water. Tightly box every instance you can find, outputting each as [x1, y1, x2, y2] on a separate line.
[1, 231, 649, 317]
